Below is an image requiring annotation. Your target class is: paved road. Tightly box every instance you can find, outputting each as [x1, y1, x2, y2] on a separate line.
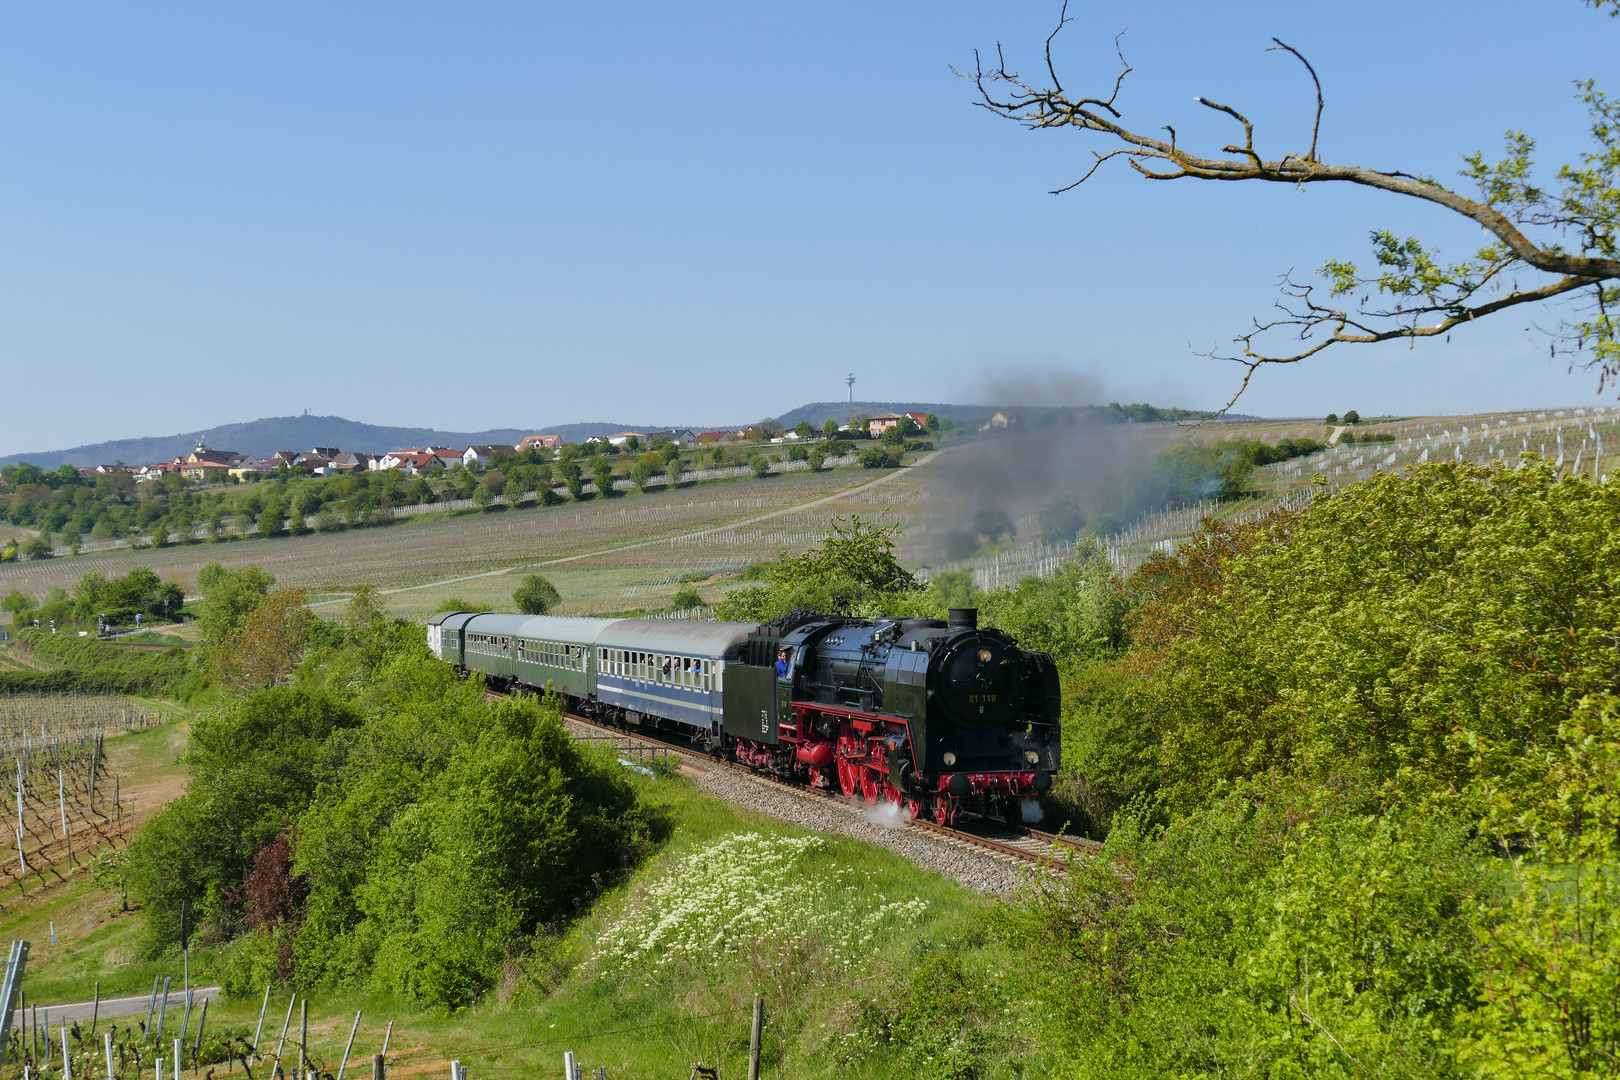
[11, 986, 221, 1027]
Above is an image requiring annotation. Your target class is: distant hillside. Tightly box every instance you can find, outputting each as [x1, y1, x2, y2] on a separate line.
[0, 415, 661, 470]
[773, 400, 1224, 430]
[4, 399, 1232, 470]
[773, 402, 998, 429]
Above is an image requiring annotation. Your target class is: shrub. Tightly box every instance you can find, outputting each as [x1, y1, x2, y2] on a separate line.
[857, 446, 897, 469]
[1039, 499, 1087, 546]
[513, 574, 561, 615]
[944, 530, 978, 561]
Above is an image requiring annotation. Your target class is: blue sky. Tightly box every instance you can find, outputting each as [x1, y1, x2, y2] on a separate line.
[1, 1, 1615, 454]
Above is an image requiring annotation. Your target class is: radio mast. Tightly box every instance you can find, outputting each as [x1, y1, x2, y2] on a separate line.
[844, 369, 855, 403]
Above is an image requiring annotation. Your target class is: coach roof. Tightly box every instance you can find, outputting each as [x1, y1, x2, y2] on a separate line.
[597, 619, 756, 657]
[427, 610, 486, 628]
[458, 613, 533, 637]
[513, 616, 623, 643]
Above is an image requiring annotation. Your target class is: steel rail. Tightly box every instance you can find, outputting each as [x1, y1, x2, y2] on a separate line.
[547, 703, 1086, 866]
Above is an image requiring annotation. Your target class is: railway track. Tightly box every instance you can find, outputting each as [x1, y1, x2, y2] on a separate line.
[554, 707, 1095, 867]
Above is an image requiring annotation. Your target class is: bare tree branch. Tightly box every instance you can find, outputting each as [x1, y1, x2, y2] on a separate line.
[1266, 39, 1323, 162]
[959, 10, 1620, 409]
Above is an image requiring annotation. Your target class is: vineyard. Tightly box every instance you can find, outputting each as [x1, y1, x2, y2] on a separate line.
[916, 406, 1617, 588]
[0, 694, 155, 905]
[0, 466, 903, 607]
[382, 467, 934, 618]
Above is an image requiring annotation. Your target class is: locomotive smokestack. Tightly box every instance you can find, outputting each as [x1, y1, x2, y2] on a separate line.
[948, 608, 978, 631]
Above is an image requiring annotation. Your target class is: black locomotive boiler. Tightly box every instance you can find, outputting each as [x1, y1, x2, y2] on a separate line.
[720, 608, 1060, 824]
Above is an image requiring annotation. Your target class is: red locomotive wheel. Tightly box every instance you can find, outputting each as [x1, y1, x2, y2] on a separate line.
[836, 755, 858, 798]
[860, 768, 881, 804]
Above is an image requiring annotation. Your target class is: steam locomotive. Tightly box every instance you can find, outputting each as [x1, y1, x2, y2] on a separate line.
[427, 606, 1060, 825]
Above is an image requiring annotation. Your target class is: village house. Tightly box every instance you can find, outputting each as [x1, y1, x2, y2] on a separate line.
[867, 412, 926, 436]
[328, 451, 374, 473]
[175, 439, 251, 481]
[518, 434, 561, 452]
[461, 444, 515, 468]
[642, 428, 697, 446]
[375, 450, 438, 475]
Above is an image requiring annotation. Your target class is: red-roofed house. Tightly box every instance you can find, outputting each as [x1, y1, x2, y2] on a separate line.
[518, 434, 561, 452]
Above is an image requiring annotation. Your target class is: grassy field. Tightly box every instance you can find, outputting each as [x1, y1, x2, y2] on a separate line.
[8, 748, 1036, 1080]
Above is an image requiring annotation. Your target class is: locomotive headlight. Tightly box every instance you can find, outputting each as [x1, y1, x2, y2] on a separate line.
[1025, 751, 1040, 764]
[977, 648, 992, 663]
[943, 751, 957, 766]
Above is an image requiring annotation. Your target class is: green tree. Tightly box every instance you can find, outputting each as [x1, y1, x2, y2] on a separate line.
[71, 573, 107, 621]
[980, 544, 1129, 663]
[822, 418, 840, 438]
[122, 684, 362, 955]
[670, 587, 704, 610]
[195, 562, 276, 656]
[1039, 498, 1087, 546]
[512, 574, 561, 615]
[256, 505, 283, 539]
[557, 458, 584, 500]
[591, 456, 616, 496]
[807, 449, 826, 471]
[715, 515, 918, 620]
[1343, 409, 1361, 424]
[924, 412, 940, 432]
[924, 569, 979, 612]
[2, 590, 33, 621]
[21, 536, 52, 559]
[972, 506, 1014, 543]
[665, 457, 684, 487]
[747, 454, 771, 478]
[628, 459, 654, 492]
[795, 420, 815, 439]
[292, 685, 651, 1008]
[287, 507, 309, 536]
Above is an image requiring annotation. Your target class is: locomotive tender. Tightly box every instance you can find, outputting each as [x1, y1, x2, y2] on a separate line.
[427, 607, 1060, 824]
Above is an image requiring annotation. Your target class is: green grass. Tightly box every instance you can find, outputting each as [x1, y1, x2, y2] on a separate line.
[10, 761, 1035, 1079]
[113, 632, 189, 646]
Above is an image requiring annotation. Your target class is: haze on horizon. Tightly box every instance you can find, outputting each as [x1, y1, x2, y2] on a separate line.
[1, 0, 1613, 458]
